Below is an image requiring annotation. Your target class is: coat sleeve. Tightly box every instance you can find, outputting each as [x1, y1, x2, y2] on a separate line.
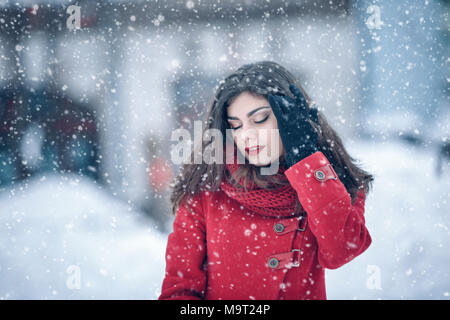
[158, 193, 207, 300]
[284, 151, 372, 270]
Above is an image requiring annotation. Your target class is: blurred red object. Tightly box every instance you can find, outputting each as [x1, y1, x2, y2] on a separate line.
[148, 157, 174, 193]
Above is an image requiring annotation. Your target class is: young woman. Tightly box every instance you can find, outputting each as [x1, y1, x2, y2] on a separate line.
[158, 61, 374, 300]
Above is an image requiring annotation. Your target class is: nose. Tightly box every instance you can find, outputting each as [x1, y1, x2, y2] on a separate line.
[242, 128, 258, 146]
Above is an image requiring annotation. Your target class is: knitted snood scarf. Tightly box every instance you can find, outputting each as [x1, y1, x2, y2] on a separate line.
[219, 144, 303, 218]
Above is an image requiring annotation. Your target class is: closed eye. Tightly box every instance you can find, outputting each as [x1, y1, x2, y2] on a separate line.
[229, 114, 269, 130]
[255, 114, 270, 124]
[228, 112, 270, 130]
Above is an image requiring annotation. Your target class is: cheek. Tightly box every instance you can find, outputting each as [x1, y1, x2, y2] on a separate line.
[266, 130, 284, 154]
[231, 131, 240, 143]
[262, 118, 281, 149]
[262, 129, 272, 146]
[232, 132, 245, 151]
[264, 125, 284, 157]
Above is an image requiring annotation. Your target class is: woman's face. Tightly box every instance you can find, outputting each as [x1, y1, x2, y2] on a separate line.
[227, 91, 284, 167]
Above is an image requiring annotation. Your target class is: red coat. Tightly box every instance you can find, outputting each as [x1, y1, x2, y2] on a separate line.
[158, 151, 371, 300]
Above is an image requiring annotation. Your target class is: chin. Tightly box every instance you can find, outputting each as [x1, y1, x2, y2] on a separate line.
[248, 157, 276, 167]
[240, 148, 281, 167]
[250, 162, 270, 167]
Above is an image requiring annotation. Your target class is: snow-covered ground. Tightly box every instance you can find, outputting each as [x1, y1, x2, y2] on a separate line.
[0, 174, 167, 299]
[0, 137, 448, 299]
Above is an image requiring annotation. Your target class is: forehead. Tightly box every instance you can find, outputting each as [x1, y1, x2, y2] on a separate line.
[227, 91, 268, 115]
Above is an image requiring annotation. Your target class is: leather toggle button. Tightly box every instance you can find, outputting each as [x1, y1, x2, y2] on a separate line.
[274, 223, 285, 233]
[267, 251, 301, 270]
[314, 170, 326, 181]
[268, 257, 279, 269]
[314, 164, 338, 182]
[273, 217, 304, 236]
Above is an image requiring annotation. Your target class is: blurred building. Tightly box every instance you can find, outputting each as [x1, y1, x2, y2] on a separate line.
[352, 0, 449, 144]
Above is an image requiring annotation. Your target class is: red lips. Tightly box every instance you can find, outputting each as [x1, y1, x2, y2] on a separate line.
[245, 145, 265, 155]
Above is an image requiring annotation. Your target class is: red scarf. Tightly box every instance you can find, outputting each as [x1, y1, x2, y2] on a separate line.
[220, 144, 302, 218]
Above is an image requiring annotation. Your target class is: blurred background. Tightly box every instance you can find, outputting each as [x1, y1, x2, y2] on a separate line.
[0, 0, 448, 299]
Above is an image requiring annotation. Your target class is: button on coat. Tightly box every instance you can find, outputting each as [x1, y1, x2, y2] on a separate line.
[274, 223, 285, 233]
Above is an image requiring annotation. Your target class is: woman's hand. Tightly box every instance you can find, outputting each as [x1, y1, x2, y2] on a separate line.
[268, 84, 320, 168]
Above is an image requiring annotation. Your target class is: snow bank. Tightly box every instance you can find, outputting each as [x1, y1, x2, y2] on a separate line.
[0, 173, 166, 299]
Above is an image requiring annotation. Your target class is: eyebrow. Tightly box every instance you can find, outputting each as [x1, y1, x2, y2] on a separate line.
[227, 106, 270, 120]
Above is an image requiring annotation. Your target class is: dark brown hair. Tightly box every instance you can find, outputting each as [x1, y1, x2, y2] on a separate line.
[169, 61, 374, 215]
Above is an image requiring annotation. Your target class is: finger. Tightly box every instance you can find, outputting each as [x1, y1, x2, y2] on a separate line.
[268, 94, 285, 121]
[289, 84, 308, 114]
[278, 94, 295, 113]
[268, 94, 282, 115]
[309, 107, 319, 124]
